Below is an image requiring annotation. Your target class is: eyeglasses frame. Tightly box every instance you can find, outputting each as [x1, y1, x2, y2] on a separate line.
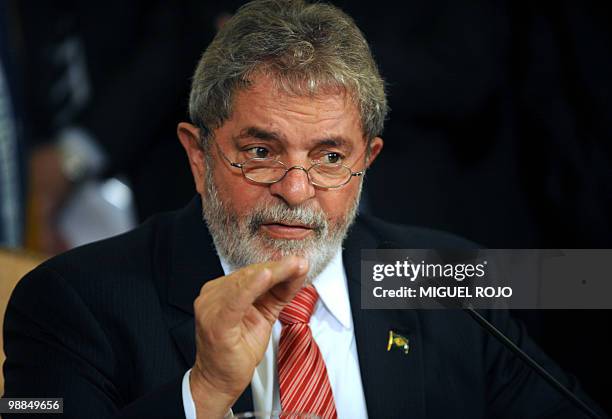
[211, 139, 367, 189]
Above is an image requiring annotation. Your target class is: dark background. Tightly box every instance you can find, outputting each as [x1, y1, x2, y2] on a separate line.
[5, 0, 611, 414]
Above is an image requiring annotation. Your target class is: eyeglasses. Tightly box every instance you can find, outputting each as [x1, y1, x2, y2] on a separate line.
[213, 141, 366, 189]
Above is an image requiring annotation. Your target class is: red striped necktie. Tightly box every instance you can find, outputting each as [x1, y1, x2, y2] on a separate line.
[278, 285, 338, 419]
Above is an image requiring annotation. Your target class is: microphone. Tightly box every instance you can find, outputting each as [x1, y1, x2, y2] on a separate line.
[376, 242, 602, 419]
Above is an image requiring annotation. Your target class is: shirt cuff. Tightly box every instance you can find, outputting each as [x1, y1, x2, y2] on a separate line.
[181, 369, 234, 419]
[182, 369, 197, 419]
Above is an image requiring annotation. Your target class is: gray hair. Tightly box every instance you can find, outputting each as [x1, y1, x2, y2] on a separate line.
[188, 0, 388, 145]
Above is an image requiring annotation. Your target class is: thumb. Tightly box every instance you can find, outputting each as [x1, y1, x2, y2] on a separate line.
[254, 257, 309, 323]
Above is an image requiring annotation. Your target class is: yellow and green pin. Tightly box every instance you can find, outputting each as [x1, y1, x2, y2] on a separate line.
[387, 330, 410, 355]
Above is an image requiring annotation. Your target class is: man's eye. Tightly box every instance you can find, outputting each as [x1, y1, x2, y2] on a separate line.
[322, 152, 343, 164]
[246, 147, 270, 158]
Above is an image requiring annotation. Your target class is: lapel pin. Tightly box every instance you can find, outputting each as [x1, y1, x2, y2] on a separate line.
[387, 330, 410, 355]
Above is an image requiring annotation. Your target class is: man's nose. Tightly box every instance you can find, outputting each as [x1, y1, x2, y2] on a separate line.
[269, 166, 316, 207]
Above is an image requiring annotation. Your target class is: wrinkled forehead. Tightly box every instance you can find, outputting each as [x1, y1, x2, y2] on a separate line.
[225, 74, 365, 149]
[239, 70, 361, 118]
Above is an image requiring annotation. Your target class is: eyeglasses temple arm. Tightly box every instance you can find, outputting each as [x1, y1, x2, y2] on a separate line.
[213, 140, 243, 168]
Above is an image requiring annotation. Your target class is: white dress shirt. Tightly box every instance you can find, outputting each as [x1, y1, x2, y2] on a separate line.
[182, 249, 368, 418]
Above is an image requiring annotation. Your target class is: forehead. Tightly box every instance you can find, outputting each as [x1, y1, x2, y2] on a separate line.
[220, 75, 364, 148]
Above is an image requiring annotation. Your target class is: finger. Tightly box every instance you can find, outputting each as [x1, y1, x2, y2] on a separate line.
[261, 261, 309, 304]
[194, 256, 308, 327]
[236, 255, 307, 305]
[222, 256, 308, 323]
[250, 258, 310, 324]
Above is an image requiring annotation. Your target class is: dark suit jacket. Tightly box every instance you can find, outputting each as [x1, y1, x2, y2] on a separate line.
[2, 197, 604, 418]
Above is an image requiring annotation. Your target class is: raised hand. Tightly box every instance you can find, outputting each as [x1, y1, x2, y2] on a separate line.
[190, 255, 309, 418]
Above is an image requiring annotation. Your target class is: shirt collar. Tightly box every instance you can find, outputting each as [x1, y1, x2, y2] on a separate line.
[218, 248, 352, 330]
[311, 249, 352, 330]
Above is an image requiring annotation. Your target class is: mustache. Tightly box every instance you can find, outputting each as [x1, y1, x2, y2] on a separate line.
[247, 203, 328, 235]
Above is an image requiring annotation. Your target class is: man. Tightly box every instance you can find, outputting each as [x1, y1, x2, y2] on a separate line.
[3, 1, 604, 418]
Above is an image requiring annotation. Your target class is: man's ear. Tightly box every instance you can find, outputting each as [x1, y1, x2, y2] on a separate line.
[177, 122, 207, 194]
[365, 136, 384, 168]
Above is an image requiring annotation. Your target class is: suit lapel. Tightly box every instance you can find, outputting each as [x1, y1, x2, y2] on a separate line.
[166, 197, 254, 412]
[344, 220, 426, 419]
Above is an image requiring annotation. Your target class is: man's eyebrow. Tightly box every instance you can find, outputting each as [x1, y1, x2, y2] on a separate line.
[234, 127, 286, 142]
[311, 136, 352, 150]
[233, 127, 355, 150]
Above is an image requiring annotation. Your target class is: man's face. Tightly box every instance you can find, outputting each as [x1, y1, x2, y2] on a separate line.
[179, 75, 383, 279]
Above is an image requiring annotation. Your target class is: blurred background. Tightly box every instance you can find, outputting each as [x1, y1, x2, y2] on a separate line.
[1, 0, 610, 414]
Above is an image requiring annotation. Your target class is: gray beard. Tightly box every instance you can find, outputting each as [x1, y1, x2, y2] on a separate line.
[200, 162, 361, 282]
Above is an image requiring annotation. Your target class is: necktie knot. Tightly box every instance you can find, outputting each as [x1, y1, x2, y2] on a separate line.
[279, 285, 318, 325]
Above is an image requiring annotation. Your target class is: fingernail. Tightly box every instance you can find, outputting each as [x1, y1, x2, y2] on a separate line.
[297, 257, 308, 273]
[257, 268, 271, 282]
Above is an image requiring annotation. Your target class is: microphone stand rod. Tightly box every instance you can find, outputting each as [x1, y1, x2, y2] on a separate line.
[463, 307, 601, 419]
